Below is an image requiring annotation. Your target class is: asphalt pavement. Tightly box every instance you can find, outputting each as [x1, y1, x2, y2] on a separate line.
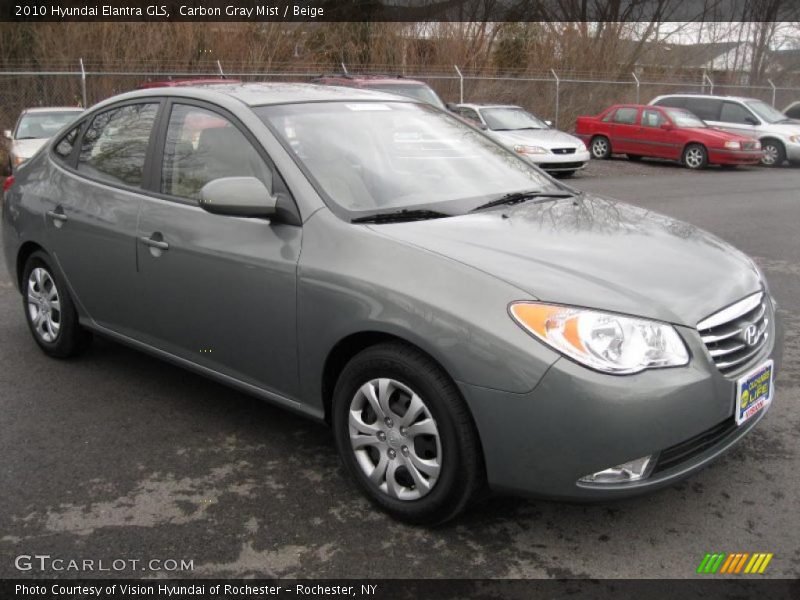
[1, 158, 799, 579]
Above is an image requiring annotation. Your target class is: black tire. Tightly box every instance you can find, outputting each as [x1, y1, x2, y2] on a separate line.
[627, 154, 642, 161]
[590, 136, 611, 159]
[332, 342, 484, 525]
[760, 139, 785, 167]
[682, 143, 708, 170]
[553, 170, 576, 178]
[21, 251, 91, 358]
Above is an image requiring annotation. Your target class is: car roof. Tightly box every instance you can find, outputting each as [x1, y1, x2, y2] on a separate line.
[652, 93, 761, 103]
[314, 75, 427, 86]
[138, 78, 241, 89]
[86, 82, 416, 113]
[21, 106, 84, 114]
[456, 103, 522, 110]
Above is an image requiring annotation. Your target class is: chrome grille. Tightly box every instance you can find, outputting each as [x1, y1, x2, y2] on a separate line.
[551, 147, 576, 155]
[697, 292, 771, 376]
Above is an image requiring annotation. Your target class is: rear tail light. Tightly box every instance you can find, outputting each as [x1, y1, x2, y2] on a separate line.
[2, 175, 14, 193]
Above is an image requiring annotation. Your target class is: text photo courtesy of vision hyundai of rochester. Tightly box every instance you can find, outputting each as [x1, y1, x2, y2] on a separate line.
[2, 75, 787, 524]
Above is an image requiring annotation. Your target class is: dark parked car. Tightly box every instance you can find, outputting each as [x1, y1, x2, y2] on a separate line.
[312, 74, 445, 109]
[576, 104, 763, 169]
[2, 84, 782, 523]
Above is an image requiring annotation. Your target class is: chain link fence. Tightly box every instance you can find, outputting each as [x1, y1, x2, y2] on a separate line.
[2, 62, 800, 166]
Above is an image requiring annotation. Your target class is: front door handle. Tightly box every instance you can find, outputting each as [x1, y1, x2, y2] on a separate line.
[140, 235, 169, 251]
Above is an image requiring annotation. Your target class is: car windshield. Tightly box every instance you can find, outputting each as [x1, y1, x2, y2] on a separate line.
[15, 111, 82, 139]
[664, 108, 706, 128]
[365, 83, 445, 109]
[746, 100, 790, 124]
[257, 101, 558, 217]
[481, 108, 548, 131]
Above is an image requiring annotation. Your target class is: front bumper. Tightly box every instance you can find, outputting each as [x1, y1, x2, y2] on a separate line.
[527, 149, 591, 171]
[461, 314, 783, 500]
[708, 148, 763, 165]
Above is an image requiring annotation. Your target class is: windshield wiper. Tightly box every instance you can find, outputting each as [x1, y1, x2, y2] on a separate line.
[471, 190, 575, 212]
[351, 209, 449, 224]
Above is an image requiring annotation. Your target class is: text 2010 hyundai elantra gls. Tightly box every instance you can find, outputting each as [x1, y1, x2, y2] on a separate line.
[1, 84, 783, 524]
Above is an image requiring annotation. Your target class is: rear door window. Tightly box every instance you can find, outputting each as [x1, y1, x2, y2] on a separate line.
[685, 98, 721, 121]
[612, 107, 639, 125]
[653, 96, 686, 109]
[77, 103, 159, 187]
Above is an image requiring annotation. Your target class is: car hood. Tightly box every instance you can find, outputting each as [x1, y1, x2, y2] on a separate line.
[11, 138, 47, 159]
[371, 195, 761, 327]
[686, 127, 757, 144]
[488, 128, 583, 149]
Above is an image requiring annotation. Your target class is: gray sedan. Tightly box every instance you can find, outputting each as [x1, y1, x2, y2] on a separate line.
[1, 84, 782, 524]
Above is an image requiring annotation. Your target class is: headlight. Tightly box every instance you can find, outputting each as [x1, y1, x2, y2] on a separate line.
[509, 302, 689, 374]
[724, 141, 741, 150]
[753, 141, 761, 149]
[789, 135, 800, 143]
[513, 144, 548, 155]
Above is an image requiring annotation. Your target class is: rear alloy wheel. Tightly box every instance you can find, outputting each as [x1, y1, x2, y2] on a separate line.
[590, 136, 611, 159]
[22, 251, 91, 358]
[682, 144, 708, 170]
[760, 140, 785, 167]
[332, 342, 483, 524]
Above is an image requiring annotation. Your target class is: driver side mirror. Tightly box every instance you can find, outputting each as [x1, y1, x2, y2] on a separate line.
[445, 102, 458, 112]
[199, 177, 276, 218]
[3, 129, 11, 139]
[744, 116, 759, 126]
[544, 120, 553, 127]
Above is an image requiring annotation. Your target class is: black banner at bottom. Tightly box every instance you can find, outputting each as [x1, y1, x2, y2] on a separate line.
[2, 579, 799, 600]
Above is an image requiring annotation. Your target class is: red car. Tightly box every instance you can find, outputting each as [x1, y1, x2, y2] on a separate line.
[137, 78, 241, 89]
[575, 104, 763, 169]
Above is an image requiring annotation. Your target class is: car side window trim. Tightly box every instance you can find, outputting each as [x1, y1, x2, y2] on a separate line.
[51, 98, 166, 194]
[51, 119, 88, 169]
[146, 97, 301, 226]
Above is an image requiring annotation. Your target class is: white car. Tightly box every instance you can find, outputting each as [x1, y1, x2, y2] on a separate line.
[452, 103, 590, 176]
[4, 107, 84, 173]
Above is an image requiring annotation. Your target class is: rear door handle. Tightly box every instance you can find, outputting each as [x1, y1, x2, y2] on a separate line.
[139, 235, 169, 251]
[46, 209, 67, 222]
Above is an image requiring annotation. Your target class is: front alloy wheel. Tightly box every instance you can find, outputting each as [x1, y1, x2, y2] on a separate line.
[761, 141, 785, 167]
[683, 144, 708, 169]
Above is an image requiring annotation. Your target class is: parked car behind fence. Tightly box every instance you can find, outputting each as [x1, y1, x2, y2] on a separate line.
[650, 94, 800, 167]
[576, 103, 763, 169]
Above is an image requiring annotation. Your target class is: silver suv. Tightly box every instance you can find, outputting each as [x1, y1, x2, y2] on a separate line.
[650, 94, 800, 167]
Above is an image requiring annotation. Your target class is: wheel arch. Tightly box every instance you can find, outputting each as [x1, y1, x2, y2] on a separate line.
[321, 330, 464, 427]
[15, 240, 46, 291]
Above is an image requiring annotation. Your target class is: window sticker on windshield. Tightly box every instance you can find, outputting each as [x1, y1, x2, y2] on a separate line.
[345, 104, 392, 111]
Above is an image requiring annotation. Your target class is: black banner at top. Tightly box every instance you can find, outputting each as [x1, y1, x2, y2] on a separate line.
[2, 0, 799, 22]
